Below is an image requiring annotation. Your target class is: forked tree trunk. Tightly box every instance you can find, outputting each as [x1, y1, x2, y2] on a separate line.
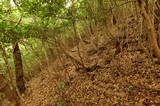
[137, 0, 160, 62]
[13, 42, 25, 94]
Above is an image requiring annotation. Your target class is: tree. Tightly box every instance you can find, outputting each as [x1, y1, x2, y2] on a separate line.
[0, 0, 26, 95]
[137, 0, 160, 62]
[13, 43, 25, 94]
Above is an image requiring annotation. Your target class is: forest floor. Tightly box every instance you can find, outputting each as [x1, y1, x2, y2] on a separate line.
[21, 16, 160, 106]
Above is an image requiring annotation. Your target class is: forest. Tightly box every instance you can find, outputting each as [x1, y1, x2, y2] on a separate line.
[0, 0, 160, 106]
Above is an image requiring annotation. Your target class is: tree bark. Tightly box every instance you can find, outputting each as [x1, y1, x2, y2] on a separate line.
[137, 0, 160, 62]
[13, 42, 25, 94]
[155, 0, 160, 29]
[155, 0, 160, 48]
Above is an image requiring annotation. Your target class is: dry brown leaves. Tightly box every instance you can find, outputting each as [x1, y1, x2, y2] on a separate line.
[21, 16, 160, 106]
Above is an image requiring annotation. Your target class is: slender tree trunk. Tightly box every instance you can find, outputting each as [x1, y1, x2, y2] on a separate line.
[137, 0, 160, 62]
[72, 21, 81, 41]
[155, 0, 160, 29]
[72, 21, 77, 37]
[156, 0, 160, 10]
[154, 0, 160, 48]
[13, 42, 25, 94]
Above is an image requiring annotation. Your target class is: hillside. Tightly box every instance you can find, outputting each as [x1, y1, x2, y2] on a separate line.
[21, 17, 160, 106]
[0, 0, 160, 106]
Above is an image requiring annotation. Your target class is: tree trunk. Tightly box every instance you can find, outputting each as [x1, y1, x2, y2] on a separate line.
[72, 21, 78, 37]
[155, 0, 160, 29]
[155, 0, 160, 48]
[137, 0, 160, 62]
[155, 0, 160, 10]
[13, 43, 25, 94]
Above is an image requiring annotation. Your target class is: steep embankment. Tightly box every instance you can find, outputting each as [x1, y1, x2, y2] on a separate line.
[21, 17, 160, 106]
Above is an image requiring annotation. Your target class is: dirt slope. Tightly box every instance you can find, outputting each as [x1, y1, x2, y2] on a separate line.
[21, 17, 160, 106]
